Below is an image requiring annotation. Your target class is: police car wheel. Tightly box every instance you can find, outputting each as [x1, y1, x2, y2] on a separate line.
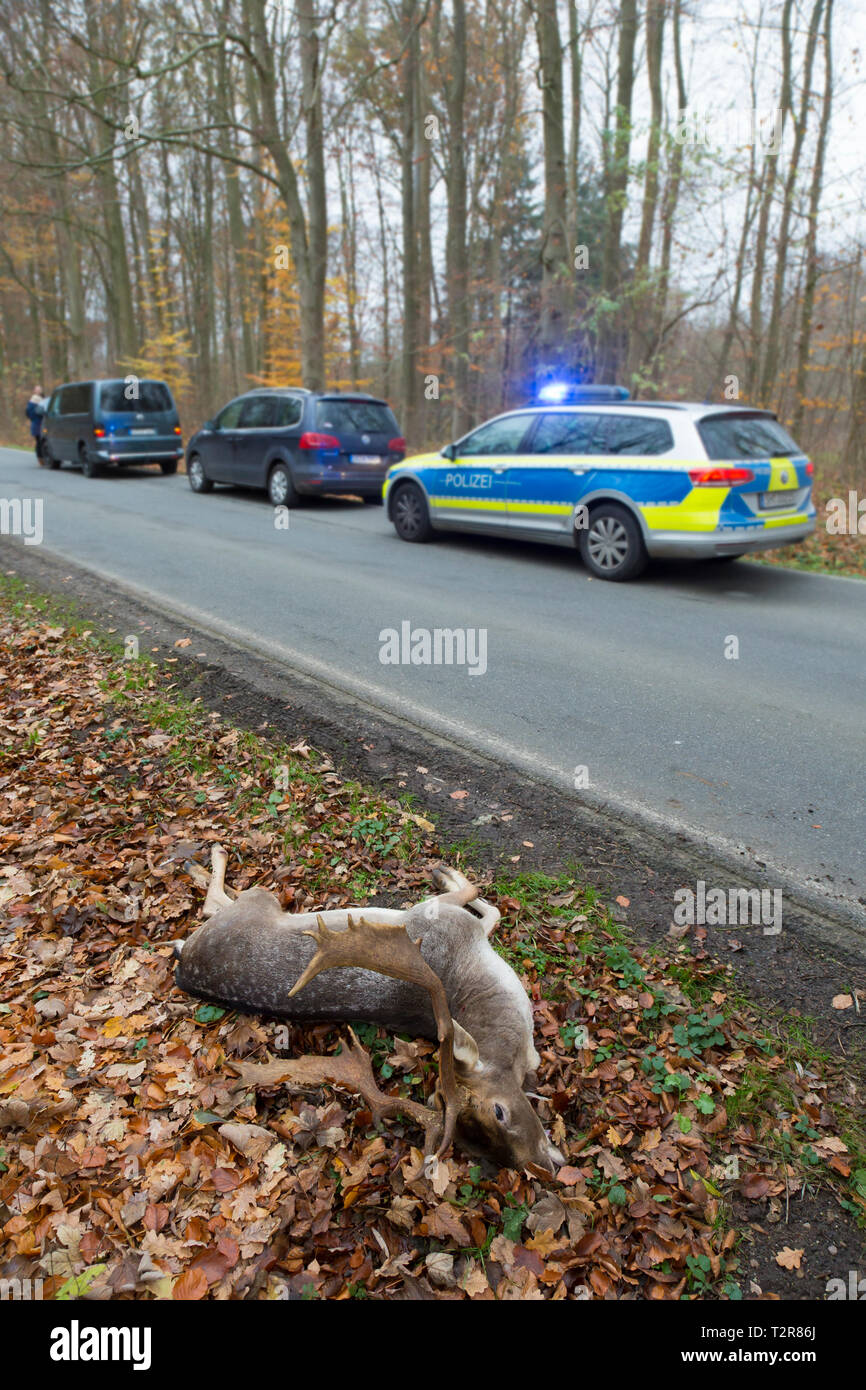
[392, 483, 433, 542]
[580, 504, 647, 581]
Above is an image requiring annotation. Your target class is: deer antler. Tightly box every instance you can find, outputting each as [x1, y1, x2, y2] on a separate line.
[288, 914, 461, 1157]
[228, 1027, 441, 1150]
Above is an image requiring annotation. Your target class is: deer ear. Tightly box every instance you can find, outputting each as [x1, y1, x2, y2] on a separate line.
[452, 1021, 480, 1072]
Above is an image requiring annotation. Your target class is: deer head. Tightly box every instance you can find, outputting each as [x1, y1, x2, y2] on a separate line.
[286, 912, 563, 1174]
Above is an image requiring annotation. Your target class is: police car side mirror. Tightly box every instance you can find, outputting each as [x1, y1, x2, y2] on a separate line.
[441, 442, 457, 461]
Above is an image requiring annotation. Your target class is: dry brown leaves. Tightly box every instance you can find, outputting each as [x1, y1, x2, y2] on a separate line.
[0, 611, 858, 1300]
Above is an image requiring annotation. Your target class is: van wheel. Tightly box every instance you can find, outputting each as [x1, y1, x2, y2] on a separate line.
[580, 503, 647, 581]
[79, 443, 98, 479]
[392, 482, 433, 542]
[160, 460, 178, 475]
[268, 462, 299, 507]
[187, 455, 213, 493]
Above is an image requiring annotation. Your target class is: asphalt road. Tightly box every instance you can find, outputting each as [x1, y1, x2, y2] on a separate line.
[2, 446, 864, 918]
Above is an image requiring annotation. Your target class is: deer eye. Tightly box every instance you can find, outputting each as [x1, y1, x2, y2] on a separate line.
[493, 1104, 506, 1123]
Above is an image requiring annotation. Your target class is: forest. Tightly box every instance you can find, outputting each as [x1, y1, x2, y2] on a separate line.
[0, 0, 863, 470]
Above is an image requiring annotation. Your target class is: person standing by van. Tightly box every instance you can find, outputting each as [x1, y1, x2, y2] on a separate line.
[25, 385, 47, 461]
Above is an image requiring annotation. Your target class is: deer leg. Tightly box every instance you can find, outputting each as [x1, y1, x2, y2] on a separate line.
[464, 894, 500, 938]
[429, 865, 500, 937]
[203, 844, 233, 918]
[430, 865, 477, 907]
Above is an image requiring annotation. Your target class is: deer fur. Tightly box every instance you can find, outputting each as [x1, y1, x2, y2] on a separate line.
[174, 851, 563, 1172]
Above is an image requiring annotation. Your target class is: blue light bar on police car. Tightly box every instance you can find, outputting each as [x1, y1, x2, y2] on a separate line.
[537, 383, 631, 404]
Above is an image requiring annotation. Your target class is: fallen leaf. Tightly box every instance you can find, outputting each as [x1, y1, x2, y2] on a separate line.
[173, 1267, 209, 1300]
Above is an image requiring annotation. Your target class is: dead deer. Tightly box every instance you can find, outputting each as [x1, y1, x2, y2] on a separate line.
[174, 847, 564, 1174]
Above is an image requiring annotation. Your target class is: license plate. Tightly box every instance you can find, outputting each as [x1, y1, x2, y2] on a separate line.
[759, 491, 796, 510]
[130, 427, 156, 436]
[350, 454, 382, 464]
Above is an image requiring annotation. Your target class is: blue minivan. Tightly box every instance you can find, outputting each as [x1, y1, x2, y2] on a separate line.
[41, 379, 183, 478]
[186, 389, 405, 505]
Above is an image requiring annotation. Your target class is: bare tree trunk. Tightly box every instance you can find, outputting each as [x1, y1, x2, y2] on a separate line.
[793, 0, 834, 436]
[532, 0, 570, 377]
[298, 0, 328, 387]
[565, 0, 582, 255]
[749, 0, 793, 399]
[597, 0, 638, 383]
[373, 143, 392, 402]
[416, 48, 433, 439]
[400, 0, 421, 441]
[338, 142, 361, 388]
[649, 0, 686, 378]
[243, 0, 326, 388]
[445, 0, 471, 436]
[217, 18, 255, 386]
[760, 0, 825, 406]
[626, 0, 664, 389]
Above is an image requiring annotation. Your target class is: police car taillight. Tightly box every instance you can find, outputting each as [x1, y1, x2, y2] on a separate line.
[689, 467, 754, 486]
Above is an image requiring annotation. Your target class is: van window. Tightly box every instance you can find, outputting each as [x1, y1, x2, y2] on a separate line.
[238, 396, 278, 429]
[531, 412, 601, 454]
[60, 383, 91, 414]
[275, 397, 303, 428]
[594, 415, 674, 455]
[315, 399, 397, 434]
[216, 399, 244, 430]
[99, 381, 173, 413]
[698, 413, 802, 460]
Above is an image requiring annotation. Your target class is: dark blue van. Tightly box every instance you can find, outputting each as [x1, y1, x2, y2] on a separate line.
[41, 379, 183, 477]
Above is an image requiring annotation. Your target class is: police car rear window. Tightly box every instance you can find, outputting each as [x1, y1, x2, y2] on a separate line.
[593, 415, 674, 456]
[100, 381, 173, 414]
[532, 413, 600, 453]
[698, 414, 801, 460]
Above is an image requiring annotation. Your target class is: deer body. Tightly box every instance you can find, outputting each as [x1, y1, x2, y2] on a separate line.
[174, 852, 561, 1172]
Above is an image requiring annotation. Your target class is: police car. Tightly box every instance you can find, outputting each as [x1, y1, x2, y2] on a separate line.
[382, 387, 815, 581]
